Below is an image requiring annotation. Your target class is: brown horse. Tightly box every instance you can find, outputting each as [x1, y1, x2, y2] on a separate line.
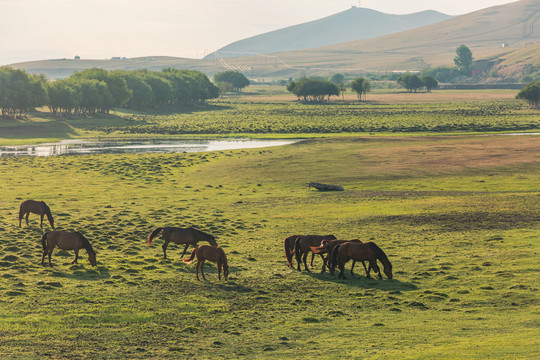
[284, 234, 317, 268]
[331, 241, 392, 280]
[183, 245, 229, 281]
[147, 226, 217, 259]
[294, 234, 337, 272]
[19, 200, 55, 229]
[41, 231, 96, 267]
[313, 239, 364, 275]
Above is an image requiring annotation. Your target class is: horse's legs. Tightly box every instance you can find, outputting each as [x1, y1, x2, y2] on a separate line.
[41, 250, 47, 265]
[319, 253, 326, 273]
[302, 252, 310, 272]
[350, 260, 356, 276]
[338, 260, 346, 279]
[25, 212, 30, 226]
[195, 260, 200, 281]
[217, 261, 222, 280]
[361, 261, 369, 277]
[200, 260, 207, 280]
[180, 244, 190, 258]
[71, 249, 79, 264]
[48, 249, 54, 267]
[162, 240, 170, 259]
[40, 213, 44, 228]
[295, 249, 302, 271]
[309, 252, 315, 267]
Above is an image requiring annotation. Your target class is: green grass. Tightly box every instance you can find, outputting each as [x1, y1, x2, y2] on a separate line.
[0, 135, 538, 358]
[0, 98, 539, 146]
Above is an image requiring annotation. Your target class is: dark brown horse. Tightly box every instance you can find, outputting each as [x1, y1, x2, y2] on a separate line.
[331, 241, 392, 280]
[294, 234, 337, 272]
[284, 234, 317, 268]
[312, 239, 364, 275]
[41, 231, 96, 267]
[19, 200, 55, 229]
[147, 226, 217, 259]
[183, 245, 229, 281]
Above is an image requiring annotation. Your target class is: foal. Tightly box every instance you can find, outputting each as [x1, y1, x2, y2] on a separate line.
[183, 245, 229, 281]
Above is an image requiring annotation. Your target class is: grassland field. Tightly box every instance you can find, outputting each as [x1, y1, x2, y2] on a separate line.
[0, 89, 539, 359]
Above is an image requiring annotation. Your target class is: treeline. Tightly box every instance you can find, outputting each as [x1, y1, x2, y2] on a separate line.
[0, 66, 219, 119]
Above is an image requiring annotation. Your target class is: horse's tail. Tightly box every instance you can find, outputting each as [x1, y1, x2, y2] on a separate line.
[330, 244, 341, 274]
[42, 202, 54, 229]
[284, 236, 295, 267]
[19, 202, 25, 221]
[182, 246, 199, 264]
[147, 227, 163, 247]
[41, 232, 49, 251]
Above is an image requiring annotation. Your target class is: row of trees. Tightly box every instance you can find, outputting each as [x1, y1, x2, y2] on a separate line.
[287, 76, 371, 103]
[397, 74, 439, 93]
[0, 66, 220, 118]
[516, 81, 540, 108]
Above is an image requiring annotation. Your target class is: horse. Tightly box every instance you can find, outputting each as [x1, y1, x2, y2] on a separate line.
[19, 200, 55, 229]
[331, 241, 392, 280]
[294, 234, 337, 272]
[183, 245, 229, 281]
[147, 226, 217, 259]
[312, 239, 364, 275]
[284, 234, 318, 268]
[41, 230, 97, 267]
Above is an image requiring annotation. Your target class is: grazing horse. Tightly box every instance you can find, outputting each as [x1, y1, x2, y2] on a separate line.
[147, 226, 217, 259]
[41, 230, 97, 267]
[183, 245, 229, 281]
[294, 234, 337, 272]
[19, 200, 55, 229]
[331, 241, 392, 280]
[311, 239, 364, 275]
[284, 234, 317, 268]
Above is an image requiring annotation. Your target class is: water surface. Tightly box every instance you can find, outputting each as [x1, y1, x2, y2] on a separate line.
[0, 138, 300, 157]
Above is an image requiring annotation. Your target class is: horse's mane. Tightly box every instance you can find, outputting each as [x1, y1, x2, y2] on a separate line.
[368, 242, 391, 267]
[77, 232, 95, 254]
[41, 201, 54, 226]
[190, 226, 217, 245]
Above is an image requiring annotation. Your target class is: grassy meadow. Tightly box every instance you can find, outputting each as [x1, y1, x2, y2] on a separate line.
[0, 132, 538, 358]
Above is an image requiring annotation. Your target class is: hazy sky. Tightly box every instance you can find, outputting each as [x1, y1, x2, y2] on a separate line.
[1, 0, 518, 65]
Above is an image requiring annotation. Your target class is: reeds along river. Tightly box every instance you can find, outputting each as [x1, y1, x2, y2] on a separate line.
[0, 138, 300, 157]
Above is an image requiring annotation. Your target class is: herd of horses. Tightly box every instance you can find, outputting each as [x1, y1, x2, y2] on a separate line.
[19, 200, 393, 281]
[284, 234, 393, 279]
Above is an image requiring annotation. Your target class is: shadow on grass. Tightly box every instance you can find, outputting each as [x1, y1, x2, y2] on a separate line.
[305, 271, 418, 292]
[45, 264, 112, 281]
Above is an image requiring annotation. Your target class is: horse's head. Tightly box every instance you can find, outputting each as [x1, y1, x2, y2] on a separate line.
[383, 264, 393, 279]
[88, 251, 97, 267]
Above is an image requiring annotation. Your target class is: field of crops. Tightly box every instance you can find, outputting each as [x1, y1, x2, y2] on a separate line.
[0, 135, 538, 358]
[107, 100, 540, 136]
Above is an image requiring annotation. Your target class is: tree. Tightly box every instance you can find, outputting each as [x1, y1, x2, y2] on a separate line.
[454, 44, 473, 76]
[422, 76, 438, 92]
[516, 81, 540, 108]
[350, 77, 371, 101]
[397, 73, 424, 93]
[329, 73, 345, 85]
[213, 71, 250, 92]
[286, 77, 339, 103]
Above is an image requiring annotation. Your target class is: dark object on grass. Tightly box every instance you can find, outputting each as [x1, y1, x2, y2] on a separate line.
[308, 182, 344, 191]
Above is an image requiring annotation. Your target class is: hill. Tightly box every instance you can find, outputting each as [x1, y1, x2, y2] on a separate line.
[260, 0, 540, 75]
[8, 1, 540, 80]
[206, 7, 451, 58]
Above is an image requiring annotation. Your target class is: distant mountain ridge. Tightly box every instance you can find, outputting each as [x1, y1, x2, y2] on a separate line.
[206, 7, 451, 58]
